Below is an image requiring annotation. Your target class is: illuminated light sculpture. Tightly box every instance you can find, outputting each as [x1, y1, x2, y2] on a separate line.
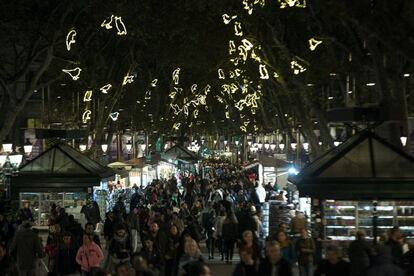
[218, 69, 225, 79]
[254, 0, 266, 6]
[144, 90, 151, 100]
[225, 111, 230, 119]
[238, 45, 249, 62]
[240, 126, 247, 132]
[198, 95, 207, 105]
[229, 71, 235, 79]
[151, 79, 158, 87]
[173, 123, 181, 130]
[169, 91, 177, 99]
[172, 68, 180, 85]
[251, 50, 262, 62]
[279, 0, 306, 8]
[82, 110, 91, 123]
[114, 16, 127, 35]
[259, 64, 269, 79]
[100, 84, 112, 94]
[122, 74, 134, 86]
[309, 38, 323, 51]
[229, 40, 236, 55]
[273, 72, 280, 78]
[183, 105, 189, 116]
[242, 39, 254, 50]
[290, 59, 307, 75]
[204, 84, 211, 95]
[222, 14, 237, 25]
[170, 104, 181, 115]
[234, 69, 242, 77]
[101, 15, 115, 29]
[62, 67, 82, 80]
[216, 96, 224, 103]
[193, 109, 199, 118]
[234, 22, 243, 36]
[83, 90, 93, 102]
[109, 112, 119, 121]
[230, 58, 240, 66]
[66, 29, 77, 51]
[230, 83, 238, 93]
[191, 84, 197, 94]
[242, 0, 253, 15]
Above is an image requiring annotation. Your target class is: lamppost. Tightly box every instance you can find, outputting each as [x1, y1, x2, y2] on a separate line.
[1, 140, 25, 198]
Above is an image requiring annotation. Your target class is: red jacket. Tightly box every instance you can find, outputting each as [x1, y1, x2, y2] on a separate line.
[75, 242, 103, 272]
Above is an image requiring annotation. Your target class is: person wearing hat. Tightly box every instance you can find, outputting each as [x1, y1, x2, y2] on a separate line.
[10, 220, 43, 276]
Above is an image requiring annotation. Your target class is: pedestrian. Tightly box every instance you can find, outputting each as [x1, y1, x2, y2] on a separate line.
[368, 245, 404, 276]
[314, 246, 349, 276]
[165, 224, 180, 276]
[232, 245, 259, 276]
[108, 225, 132, 272]
[296, 228, 315, 276]
[85, 222, 101, 248]
[386, 227, 403, 266]
[258, 240, 292, 276]
[56, 232, 79, 276]
[274, 230, 296, 266]
[75, 233, 104, 276]
[10, 220, 44, 276]
[0, 241, 18, 276]
[348, 230, 372, 276]
[178, 238, 205, 276]
[222, 211, 239, 264]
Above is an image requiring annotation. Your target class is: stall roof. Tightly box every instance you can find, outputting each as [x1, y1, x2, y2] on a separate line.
[164, 145, 198, 162]
[13, 142, 115, 189]
[289, 129, 414, 200]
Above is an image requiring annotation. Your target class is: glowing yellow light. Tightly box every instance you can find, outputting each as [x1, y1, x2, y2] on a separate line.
[170, 104, 181, 115]
[279, 0, 306, 8]
[173, 123, 181, 130]
[114, 16, 127, 35]
[222, 14, 237, 25]
[182, 105, 189, 116]
[240, 126, 247, 132]
[309, 38, 323, 51]
[122, 74, 134, 86]
[235, 69, 242, 77]
[229, 40, 236, 55]
[291, 59, 307, 74]
[169, 91, 177, 99]
[225, 111, 230, 119]
[259, 64, 269, 79]
[242, 0, 254, 15]
[234, 22, 243, 36]
[83, 90, 93, 102]
[82, 110, 91, 124]
[62, 67, 82, 80]
[66, 29, 76, 51]
[254, 0, 266, 6]
[100, 84, 112, 94]
[251, 50, 262, 62]
[198, 95, 207, 105]
[273, 72, 279, 78]
[101, 15, 114, 29]
[193, 109, 199, 118]
[172, 68, 180, 85]
[229, 71, 235, 79]
[109, 112, 119, 121]
[204, 85, 211, 95]
[191, 84, 197, 94]
[254, 125, 258, 131]
[242, 39, 254, 50]
[216, 96, 224, 103]
[188, 122, 193, 127]
[239, 45, 249, 61]
[218, 69, 225, 79]
[230, 83, 238, 93]
[144, 90, 151, 100]
[244, 121, 249, 126]
[151, 79, 158, 87]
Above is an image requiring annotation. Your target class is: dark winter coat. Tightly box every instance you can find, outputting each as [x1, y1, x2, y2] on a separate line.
[348, 239, 372, 276]
[368, 246, 404, 276]
[9, 227, 43, 270]
[258, 257, 292, 276]
[56, 244, 79, 275]
[232, 261, 259, 276]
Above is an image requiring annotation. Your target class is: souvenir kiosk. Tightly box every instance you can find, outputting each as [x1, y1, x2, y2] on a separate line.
[12, 142, 114, 227]
[289, 129, 414, 245]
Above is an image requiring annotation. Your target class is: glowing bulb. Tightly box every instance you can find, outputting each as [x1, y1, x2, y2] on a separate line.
[240, 126, 247, 132]
[401, 136, 408, 146]
[79, 144, 87, 152]
[122, 74, 134, 86]
[291, 59, 307, 75]
[100, 84, 112, 94]
[145, 90, 151, 100]
[303, 142, 309, 151]
[225, 111, 230, 119]
[114, 16, 127, 35]
[191, 84, 197, 94]
[83, 90, 93, 102]
[270, 144, 276, 150]
[291, 143, 297, 149]
[242, 38, 254, 50]
[66, 29, 76, 51]
[82, 110, 91, 123]
[334, 141, 341, 147]
[101, 144, 108, 153]
[309, 38, 323, 51]
[62, 67, 82, 80]
[218, 69, 225, 79]
[173, 123, 181, 130]
[222, 14, 237, 24]
[229, 40, 236, 55]
[239, 45, 249, 61]
[259, 64, 269, 79]
[279, 143, 285, 150]
[109, 112, 119, 121]
[234, 22, 243, 36]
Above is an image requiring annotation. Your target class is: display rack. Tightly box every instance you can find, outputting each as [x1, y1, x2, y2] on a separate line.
[324, 200, 414, 240]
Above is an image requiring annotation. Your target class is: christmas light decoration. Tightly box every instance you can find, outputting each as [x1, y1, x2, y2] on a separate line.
[204, 84, 211, 94]
[183, 105, 189, 116]
[229, 40, 236, 55]
[151, 79, 158, 87]
[234, 22, 243, 36]
[101, 15, 115, 29]
[239, 45, 249, 61]
[82, 110, 91, 123]
[170, 104, 181, 115]
[100, 84, 112, 94]
[66, 29, 77, 51]
[225, 111, 230, 118]
[259, 64, 269, 79]
[83, 90, 93, 102]
[173, 123, 181, 130]
[222, 14, 237, 25]
[279, 0, 306, 9]
[242, 38, 254, 50]
[191, 84, 197, 94]
[291, 59, 307, 74]
[144, 90, 151, 100]
[114, 16, 127, 35]
[172, 68, 180, 85]
[62, 67, 82, 80]
[193, 109, 199, 118]
[122, 74, 134, 86]
[218, 69, 225, 79]
[309, 38, 323, 51]
[109, 112, 119, 121]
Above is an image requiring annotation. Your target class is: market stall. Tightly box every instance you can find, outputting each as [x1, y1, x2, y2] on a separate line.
[289, 129, 414, 242]
[12, 142, 114, 227]
[164, 144, 198, 173]
[243, 155, 291, 186]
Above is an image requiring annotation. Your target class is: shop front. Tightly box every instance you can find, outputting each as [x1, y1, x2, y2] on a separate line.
[12, 142, 114, 227]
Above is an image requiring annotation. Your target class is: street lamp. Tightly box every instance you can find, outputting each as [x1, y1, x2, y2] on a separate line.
[2, 141, 12, 153]
[291, 143, 297, 150]
[264, 141, 270, 150]
[23, 139, 33, 156]
[125, 140, 133, 152]
[279, 143, 285, 151]
[303, 142, 309, 151]
[101, 143, 108, 153]
[79, 144, 87, 152]
[334, 141, 341, 147]
[270, 144, 276, 151]
[247, 140, 252, 146]
[401, 136, 408, 147]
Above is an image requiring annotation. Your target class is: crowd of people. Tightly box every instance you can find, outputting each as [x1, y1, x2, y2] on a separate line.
[1, 162, 414, 275]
